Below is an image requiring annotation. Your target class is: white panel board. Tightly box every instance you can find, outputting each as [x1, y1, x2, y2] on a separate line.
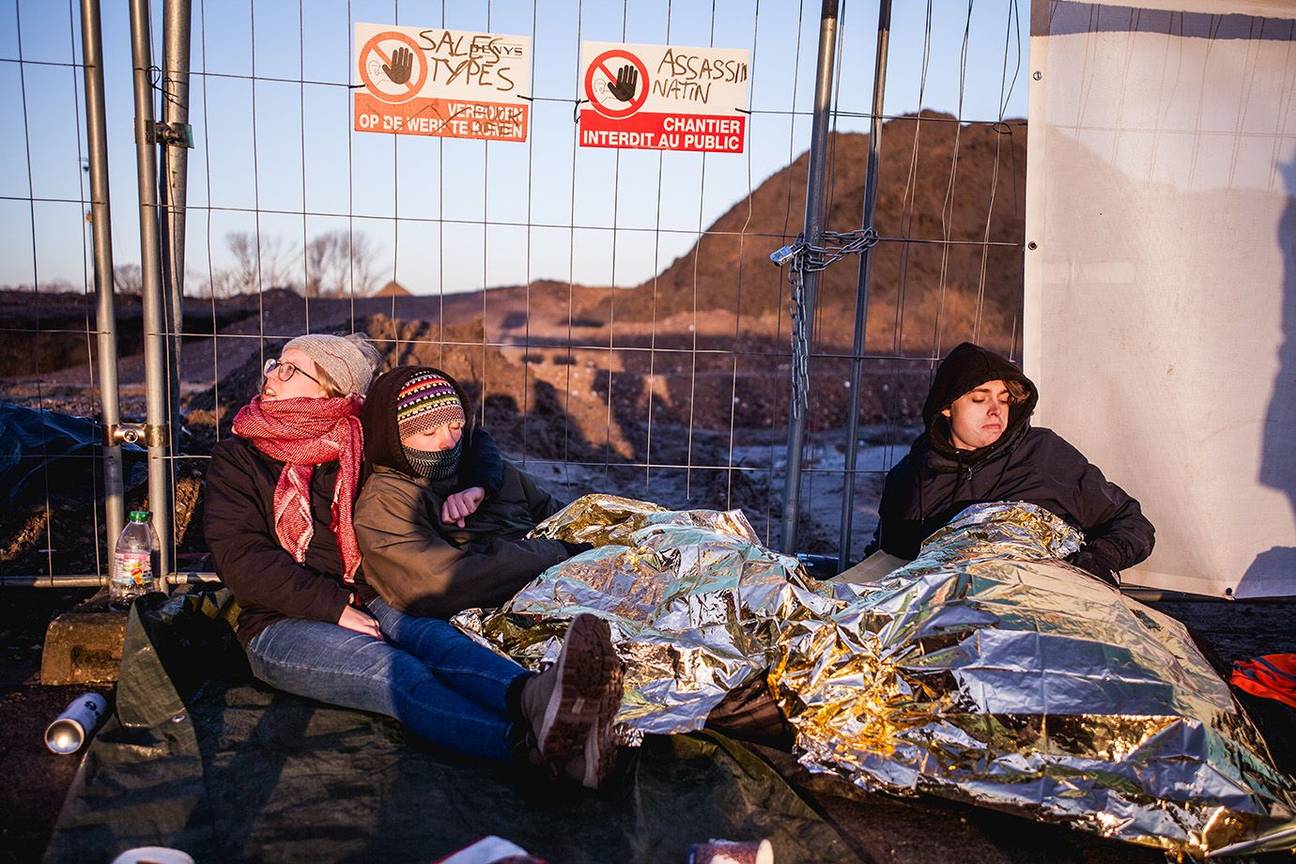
[1025, 1, 1296, 597]
[1090, 0, 1296, 17]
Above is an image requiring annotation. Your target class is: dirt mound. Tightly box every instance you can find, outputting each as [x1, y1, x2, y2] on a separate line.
[362, 315, 619, 464]
[0, 289, 282, 379]
[583, 114, 1026, 357]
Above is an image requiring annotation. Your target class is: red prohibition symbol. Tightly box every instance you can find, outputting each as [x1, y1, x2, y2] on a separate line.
[359, 30, 428, 104]
[584, 48, 649, 120]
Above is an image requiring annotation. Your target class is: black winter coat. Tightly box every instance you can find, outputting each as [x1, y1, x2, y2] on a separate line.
[865, 343, 1155, 584]
[204, 427, 503, 647]
[204, 437, 371, 647]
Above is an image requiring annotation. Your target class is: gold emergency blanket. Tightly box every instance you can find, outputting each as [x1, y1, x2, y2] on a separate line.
[770, 501, 1296, 857]
[456, 494, 1294, 855]
[456, 494, 844, 735]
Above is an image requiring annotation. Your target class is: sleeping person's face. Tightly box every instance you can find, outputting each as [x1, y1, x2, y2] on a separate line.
[941, 379, 1011, 451]
[401, 420, 464, 452]
[261, 347, 331, 402]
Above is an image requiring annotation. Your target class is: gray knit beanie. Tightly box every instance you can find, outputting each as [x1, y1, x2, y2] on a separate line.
[283, 333, 383, 396]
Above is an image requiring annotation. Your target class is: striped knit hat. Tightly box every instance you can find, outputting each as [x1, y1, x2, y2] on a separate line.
[395, 371, 465, 438]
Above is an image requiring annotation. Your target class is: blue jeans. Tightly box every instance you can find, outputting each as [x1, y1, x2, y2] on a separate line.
[245, 597, 529, 762]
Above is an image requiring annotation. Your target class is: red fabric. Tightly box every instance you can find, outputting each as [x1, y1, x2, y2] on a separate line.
[1230, 654, 1296, 710]
[231, 394, 365, 582]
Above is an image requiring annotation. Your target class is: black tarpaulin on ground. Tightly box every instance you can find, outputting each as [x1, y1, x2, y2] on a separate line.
[44, 591, 862, 864]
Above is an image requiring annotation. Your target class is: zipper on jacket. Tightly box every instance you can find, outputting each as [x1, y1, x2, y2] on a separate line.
[952, 461, 976, 505]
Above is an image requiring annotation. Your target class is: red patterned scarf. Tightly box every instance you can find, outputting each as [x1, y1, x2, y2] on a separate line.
[231, 394, 365, 582]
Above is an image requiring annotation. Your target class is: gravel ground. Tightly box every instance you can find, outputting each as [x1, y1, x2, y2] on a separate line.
[0, 588, 99, 864]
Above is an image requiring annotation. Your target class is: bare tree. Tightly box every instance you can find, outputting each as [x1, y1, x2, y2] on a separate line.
[113, 263, 143, 295]
[224, 232, 259, 295]
[192, 265, 236, 298]
[187, 230, 380, 298]
[198, 268, 230, 298]
[303, 231, 342, 298]
[223, 231, 296, 295]
[304, 230, 380, 298]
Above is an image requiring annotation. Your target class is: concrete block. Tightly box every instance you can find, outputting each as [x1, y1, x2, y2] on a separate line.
[40, 597, 127, 685]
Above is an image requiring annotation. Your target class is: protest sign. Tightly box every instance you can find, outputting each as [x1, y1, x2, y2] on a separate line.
[354, 23, 531, 142]
[579, 41, 750, 153]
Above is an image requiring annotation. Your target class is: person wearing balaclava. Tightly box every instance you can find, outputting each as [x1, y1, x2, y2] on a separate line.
[863, 342, 1155, 586]
[355, 366, 589, 618]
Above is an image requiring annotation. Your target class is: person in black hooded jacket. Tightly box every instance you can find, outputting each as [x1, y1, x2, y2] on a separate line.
[863, 342, 1155, 585]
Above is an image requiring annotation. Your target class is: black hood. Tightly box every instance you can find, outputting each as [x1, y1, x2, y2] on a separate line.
[361, 365, 475, 476]
[921, 342, 1038, 460]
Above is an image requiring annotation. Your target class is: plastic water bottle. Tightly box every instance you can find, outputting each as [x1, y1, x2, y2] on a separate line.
[110, 510, 154, 606]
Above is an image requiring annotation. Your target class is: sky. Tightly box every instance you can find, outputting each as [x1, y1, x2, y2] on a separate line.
[0, 0, 1028, 296]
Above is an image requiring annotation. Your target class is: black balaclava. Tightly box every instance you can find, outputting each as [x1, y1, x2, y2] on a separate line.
[403, 437, 463, 481]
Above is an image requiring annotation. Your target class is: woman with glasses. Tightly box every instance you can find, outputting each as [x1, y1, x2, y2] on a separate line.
[203, 334, 624, 786]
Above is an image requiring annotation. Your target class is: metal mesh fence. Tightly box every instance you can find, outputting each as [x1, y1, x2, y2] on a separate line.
[0, 0, 1027, 584]
[1, 0, 109, 586]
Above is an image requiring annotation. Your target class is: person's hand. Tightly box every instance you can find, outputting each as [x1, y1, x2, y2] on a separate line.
[383, 46, 413, 85]
[608, 65, 639, 102]
[442, 486, 486, 528]
[337, 604, 382, 640]
[1065, 549, 1120, 587]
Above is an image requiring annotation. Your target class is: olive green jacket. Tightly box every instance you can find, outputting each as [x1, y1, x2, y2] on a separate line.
[354, 461, 570, 618]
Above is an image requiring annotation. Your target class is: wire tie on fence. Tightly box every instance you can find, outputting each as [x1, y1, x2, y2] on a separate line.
[147, 65, 187, 111]
[769, 227, 881, 418]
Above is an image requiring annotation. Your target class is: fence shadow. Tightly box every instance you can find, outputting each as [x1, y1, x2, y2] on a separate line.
[1240, 158, 1296, 596]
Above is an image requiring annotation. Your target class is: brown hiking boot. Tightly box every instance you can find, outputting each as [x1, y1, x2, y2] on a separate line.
[519, 613, 624, 787]
[560, 713, 620, 789]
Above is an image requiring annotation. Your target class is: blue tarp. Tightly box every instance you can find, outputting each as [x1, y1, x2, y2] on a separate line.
[0, 402, 143, 505]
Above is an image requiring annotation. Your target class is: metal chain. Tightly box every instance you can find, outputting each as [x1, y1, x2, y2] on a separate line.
[772, 227, 880, 417]
[788, 266, 810, 418]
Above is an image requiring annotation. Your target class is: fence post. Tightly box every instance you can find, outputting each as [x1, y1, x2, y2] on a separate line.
[781, 0, 840, 555]
[160, 0, 191, 460]
[80, 0, 126, 567]
[838, 0, 892, 570]
[128, 0, 175, 587]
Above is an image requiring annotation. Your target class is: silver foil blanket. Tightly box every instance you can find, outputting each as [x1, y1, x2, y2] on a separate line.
[769, 501, 1296, 857]
[454, 495, 1295, 856]
[454, 494, 847, 736]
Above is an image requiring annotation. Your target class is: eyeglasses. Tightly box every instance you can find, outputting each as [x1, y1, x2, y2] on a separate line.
[263, 357, 323, 388]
